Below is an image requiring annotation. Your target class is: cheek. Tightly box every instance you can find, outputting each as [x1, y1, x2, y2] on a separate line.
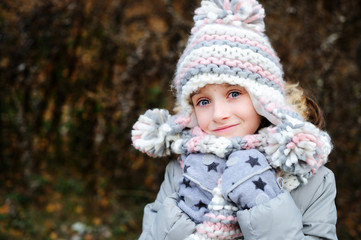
[248, 108, 262, 130]
[194, 109, 210, 130]
[239, 101, 261, 128]
[251, 112, 262, 129]
[239, 110, 261, 136]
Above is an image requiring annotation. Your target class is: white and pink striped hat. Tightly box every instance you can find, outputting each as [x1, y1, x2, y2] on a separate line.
[173, 0, 286, 127]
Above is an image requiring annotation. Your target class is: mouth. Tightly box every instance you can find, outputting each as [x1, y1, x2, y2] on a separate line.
[213, 124, 239, 132]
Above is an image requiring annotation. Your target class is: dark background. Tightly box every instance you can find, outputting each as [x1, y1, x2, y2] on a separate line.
[1, 0, 360, 239]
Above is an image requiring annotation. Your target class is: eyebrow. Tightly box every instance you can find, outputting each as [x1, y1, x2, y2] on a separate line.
[190, 90, 201, 100]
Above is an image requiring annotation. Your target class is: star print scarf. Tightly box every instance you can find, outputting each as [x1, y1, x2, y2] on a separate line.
[179, 149, 281, 240]
[178, 153, 226, 224]
[178, 152, 240, 239]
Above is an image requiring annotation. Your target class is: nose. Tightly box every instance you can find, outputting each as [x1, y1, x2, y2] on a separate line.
[212, 101, 230, 122]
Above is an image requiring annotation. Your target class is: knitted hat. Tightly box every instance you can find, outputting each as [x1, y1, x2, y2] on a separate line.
[173, 0, 284, 127]
[132, 0, 332, 190]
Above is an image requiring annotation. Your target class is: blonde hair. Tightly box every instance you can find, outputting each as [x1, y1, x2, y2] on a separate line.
[285, 82, 325, 129]
[284, 82, 309, 119]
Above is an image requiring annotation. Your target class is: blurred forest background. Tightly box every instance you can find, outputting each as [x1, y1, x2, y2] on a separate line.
[0, 0, 360, 239]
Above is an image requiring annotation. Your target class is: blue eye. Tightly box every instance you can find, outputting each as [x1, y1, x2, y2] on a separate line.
[197, 99, 209, 106]
[229, 91, 240, 98]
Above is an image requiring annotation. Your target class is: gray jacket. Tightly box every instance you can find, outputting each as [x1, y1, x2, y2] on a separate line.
[139, 160, 337, 240]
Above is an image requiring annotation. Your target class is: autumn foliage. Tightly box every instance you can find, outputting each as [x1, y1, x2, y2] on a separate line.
[0, 0, 361, 239]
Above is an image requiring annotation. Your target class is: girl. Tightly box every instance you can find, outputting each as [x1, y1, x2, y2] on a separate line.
[131, 0, 337, 239]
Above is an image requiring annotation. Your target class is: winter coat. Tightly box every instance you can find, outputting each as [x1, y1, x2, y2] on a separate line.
[139, 159, 337, 240]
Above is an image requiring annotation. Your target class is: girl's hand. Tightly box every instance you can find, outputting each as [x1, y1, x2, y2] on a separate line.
[178, 153, 226, 223]
[221, 149, 281, 210]
[181, 153, 226, 190]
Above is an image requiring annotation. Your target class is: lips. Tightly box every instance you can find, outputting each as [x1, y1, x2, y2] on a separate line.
[213, 124, 239, 132]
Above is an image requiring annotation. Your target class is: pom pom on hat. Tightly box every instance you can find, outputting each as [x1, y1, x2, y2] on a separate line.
[132, 109, 178, 157]
[259, 122, 332, 185]
[131, 108, 199, 157]
[193, 0, 265, 32]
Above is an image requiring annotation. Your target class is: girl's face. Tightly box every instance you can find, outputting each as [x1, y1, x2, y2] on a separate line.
[191, 84, 261, 138]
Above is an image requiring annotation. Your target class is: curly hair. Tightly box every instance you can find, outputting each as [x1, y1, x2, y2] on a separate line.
[285, 82, 325, 129]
